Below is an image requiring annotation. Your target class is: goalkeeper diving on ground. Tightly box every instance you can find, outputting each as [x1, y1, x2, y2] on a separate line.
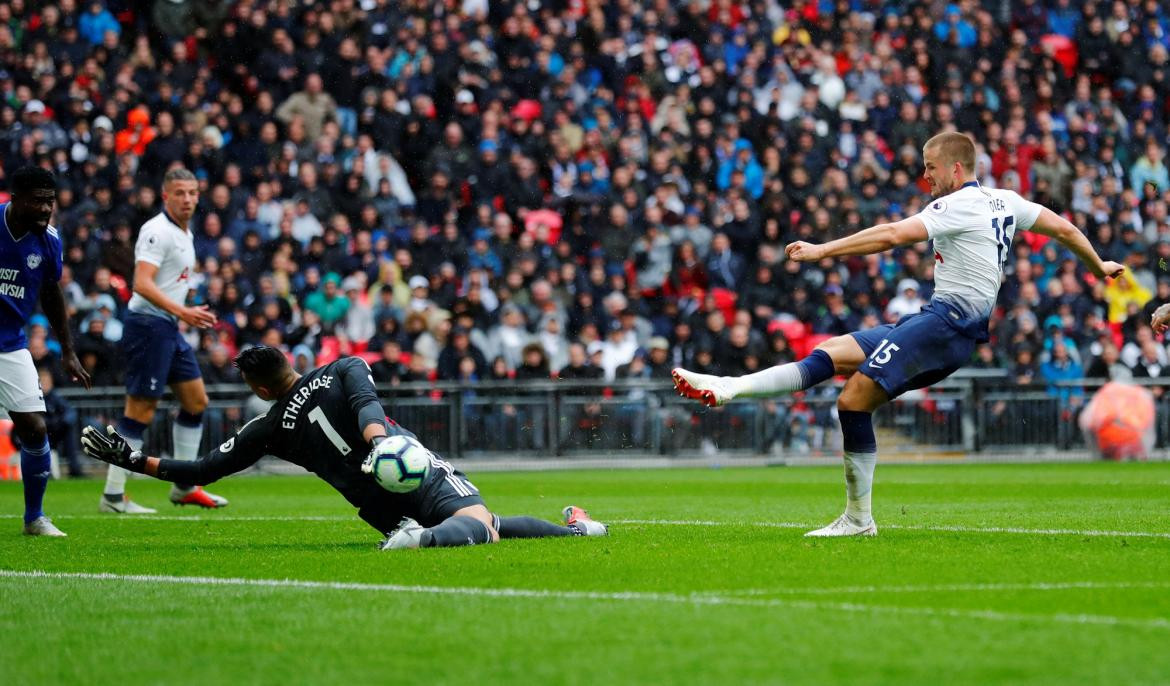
[81, 345, 607, 549]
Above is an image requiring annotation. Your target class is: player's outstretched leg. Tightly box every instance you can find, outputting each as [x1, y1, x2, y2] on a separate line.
[488, 507, 608, 539]
[673, 336, 865, 407]
[380, 507, 609, 549]
[381, 516, 495, 550]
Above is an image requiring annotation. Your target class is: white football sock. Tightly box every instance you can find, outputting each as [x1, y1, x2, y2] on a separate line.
[103, 435, 143, 496]
[842, 450, 877, 524]
[726, 362, 805, 398]
[172, 421, 202, 461]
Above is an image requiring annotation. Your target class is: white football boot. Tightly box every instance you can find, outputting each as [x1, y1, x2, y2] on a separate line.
[380, 518, 426, 550]
[23, 516, 67, 537]
[671, 367, 735, 407]
[804, 513, 878, 538]
[99, 495, 158, 514]
[562, 506, 608, 536]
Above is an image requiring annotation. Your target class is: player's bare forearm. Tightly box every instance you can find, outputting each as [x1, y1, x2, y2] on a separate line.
[820, 224, 901, 257]
[786, 217, 928, 262]
[133, 269, 184, 317]
[41, 281, 92, 388]
[1027, 208, 1123, 278]
[39, 282, 75, 353]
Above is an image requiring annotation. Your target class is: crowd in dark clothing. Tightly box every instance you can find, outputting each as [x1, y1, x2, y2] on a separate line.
[3, 0, 1170, 409]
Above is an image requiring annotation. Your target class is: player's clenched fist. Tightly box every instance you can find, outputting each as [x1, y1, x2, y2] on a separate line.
[1096, 261, 1125, 279]
[81, 425, 147, 473]
[785, 241, 824, 262]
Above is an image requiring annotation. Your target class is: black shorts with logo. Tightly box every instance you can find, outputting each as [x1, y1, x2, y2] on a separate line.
[357, 458, 484, 535]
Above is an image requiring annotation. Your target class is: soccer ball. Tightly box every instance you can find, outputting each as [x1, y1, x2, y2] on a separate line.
[367, 435, 431, 493]
[1080, 382, 1156, 461]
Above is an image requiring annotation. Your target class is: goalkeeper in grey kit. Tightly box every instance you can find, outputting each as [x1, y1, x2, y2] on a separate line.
[82, 346, 607, 549]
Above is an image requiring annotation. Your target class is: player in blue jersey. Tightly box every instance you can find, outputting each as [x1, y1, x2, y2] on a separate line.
[2, 167, 92, 535]
[673, 132, 1125, 537]
[100, 168, 226, 513]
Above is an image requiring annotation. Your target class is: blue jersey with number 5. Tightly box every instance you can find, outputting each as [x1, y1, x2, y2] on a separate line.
[0, 203, 63, 352]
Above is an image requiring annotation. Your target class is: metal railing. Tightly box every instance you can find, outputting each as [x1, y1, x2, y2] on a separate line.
[47, 371, 1170, 464]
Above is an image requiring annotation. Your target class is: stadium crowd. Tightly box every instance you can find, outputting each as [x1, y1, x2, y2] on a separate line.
[4, 0, 1170, 411]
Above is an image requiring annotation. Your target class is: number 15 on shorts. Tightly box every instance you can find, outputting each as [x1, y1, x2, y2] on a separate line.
[869, 339, 900, 368]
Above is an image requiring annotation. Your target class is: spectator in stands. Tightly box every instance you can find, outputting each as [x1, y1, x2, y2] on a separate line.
[304, 273, 350, 330]
[371, 340, 408, 385]
[706, 233, 745, 291]
[1040, 341, 1085, 409]
[1086, 342, 1133, 382]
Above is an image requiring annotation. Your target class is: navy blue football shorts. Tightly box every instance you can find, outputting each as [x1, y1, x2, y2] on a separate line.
[122, 312, 203, 398]
[850, 309, 976, 399]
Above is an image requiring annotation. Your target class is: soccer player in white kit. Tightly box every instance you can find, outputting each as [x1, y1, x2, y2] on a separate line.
[100, 168, 228, 512]
[673, 132, 1125, 536]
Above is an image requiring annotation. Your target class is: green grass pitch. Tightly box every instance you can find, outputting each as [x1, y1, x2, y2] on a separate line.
[2, 463, 1170, 685]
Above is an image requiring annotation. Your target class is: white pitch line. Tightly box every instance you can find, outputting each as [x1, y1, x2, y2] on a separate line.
[1, 514, 1168, 539]
[1, 570, 1167, 631]
[613, 519, 1170, 539]
[701, 581, 1170, 597]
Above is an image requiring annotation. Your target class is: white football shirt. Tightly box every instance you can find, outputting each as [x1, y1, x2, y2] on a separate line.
[128, 211, 196, 322]
[915, 181, 1044, 319]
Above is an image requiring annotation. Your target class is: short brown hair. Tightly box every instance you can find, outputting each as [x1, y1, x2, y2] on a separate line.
[163, 167, 197, 186]
[924, 132, 976, 174]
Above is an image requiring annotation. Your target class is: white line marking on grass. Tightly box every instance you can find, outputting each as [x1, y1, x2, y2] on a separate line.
[2, 570, 1168, 632]
[613, 519, 1170, 539]
[2, 515, 1166, 538]
[702, 581, 1170, 597]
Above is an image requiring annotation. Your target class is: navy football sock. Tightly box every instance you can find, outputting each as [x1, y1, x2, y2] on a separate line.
[796, 349, 836, 388]
[21, 436, 51, 524]
[420, 516, 494, 547]
[493, 515, 575, 539]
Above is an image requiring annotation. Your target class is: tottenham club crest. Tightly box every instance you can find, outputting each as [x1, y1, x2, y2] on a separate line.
[26, 253, 41, 269]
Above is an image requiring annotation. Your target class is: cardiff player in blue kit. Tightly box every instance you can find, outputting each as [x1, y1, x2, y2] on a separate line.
[673, 132, 1125, 537]
[1, 167, 92, 536]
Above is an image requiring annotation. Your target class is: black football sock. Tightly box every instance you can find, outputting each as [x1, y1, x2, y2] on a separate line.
[493, 515, 577, 539]
[419, 516, 494, 547]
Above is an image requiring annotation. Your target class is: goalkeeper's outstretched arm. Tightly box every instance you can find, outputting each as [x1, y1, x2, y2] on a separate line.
[82, 414, 269, 485]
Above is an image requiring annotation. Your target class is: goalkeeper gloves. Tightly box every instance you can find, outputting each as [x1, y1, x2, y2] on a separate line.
[81, 425, 147, 473]
[360, 435, 388, 475]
